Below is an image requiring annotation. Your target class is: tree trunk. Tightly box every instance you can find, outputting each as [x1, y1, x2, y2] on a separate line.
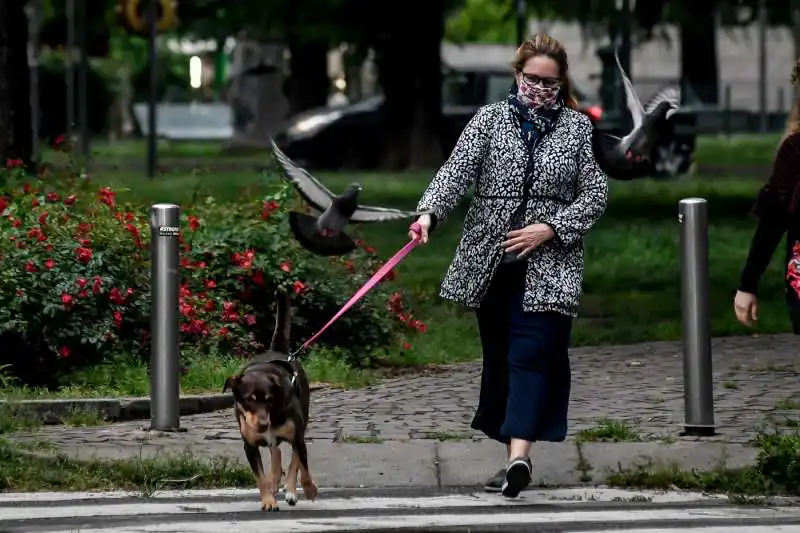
[286, 39, 330, 115]
[0, 0, 33, 168]
[679, 2, 719, 105]
[374, 0, 444, 170]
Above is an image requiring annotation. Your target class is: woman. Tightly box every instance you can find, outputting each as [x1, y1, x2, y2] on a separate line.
[733, 63, 800, 335]
[410, 34, 608, 497]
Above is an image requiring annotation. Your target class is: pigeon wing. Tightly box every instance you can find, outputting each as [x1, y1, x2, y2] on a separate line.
[270, 140, 335, 211]
[614, 51, 645, 130]
[350, 205, 430, 223]
[645, 86, 682, 121]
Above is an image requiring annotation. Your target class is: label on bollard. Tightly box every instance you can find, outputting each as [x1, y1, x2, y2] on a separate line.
[158, 226, 180, 237]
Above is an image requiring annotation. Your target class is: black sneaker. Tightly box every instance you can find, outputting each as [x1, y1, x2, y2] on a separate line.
[501, 457, 532, 498]
[484, 468, 506, 493]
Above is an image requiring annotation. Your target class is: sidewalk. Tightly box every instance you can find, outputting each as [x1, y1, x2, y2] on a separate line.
[6, 334, 798, 488]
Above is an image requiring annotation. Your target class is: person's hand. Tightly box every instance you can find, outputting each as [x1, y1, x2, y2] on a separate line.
[501, 223, 555, 257]
[734, 290, 759, 327]
[409, 214, 431, 244]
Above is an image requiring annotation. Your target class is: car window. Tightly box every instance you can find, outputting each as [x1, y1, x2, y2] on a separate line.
[487, 75, 510, 104]
[442, 72, 479, 106]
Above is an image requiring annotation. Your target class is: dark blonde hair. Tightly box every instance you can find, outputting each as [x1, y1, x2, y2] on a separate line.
[511, 33, 578, 110]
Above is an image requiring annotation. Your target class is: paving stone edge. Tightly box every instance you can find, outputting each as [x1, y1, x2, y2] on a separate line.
[0, 385, 324, 425]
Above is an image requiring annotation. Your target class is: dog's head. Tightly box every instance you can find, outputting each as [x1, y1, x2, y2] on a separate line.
[223, 363, 293, 433]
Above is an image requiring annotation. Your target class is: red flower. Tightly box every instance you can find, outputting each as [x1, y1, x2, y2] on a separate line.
[15, 289, 24, 298]
[280, 261, 292, 273]
[204, 279, 217, 289]
[24, 261, 36, 273]
[58, 346, 70, 358]
[245, 314, 257, 326]
[46, 192, 60, 203]
[222, 301, 238, 322]
[109, 288, 127, 305]
[97, 187, 116, 208]
[27, 228, 46, 242]
[232, 249, 255, 270]
[92, 276, 103, 294]
[0, 197, 7, 214]
[64, 194, 77, 206]
[22, 183, 31, 194]
[410, 319, 428, 333]
[251, 271, 265, 286]
[37, 211, 49, 226]
[76, 277, 87, 288]
[218, 327, 231, 338]
[187, 215, 200, 231]
[113, 311, 123, 329]
[261, 200, 280, 220]
[61, 293, 74, 310]
[292, 280, 307, 294]
[124, 223, 143, 249]
[402, 342, 411, 350]
[75, 246, 93, 264]
[6, 158, 23, 168]
[52, 134, 66, 150]
[44, 259, 56, 270]
[9, 216, 21, 228]
[343, 259, 355, 272]
[31, 198, 40, 207]
[364, 245, 376, 255]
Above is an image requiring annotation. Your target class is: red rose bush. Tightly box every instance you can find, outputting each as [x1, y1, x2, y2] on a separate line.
[0, 168, 426, 388]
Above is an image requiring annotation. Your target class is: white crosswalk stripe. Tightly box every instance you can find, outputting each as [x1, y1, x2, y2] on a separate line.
[1, 488, 800, 532]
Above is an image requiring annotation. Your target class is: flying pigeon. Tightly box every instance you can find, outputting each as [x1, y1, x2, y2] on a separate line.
[594, 51, 681, 180]
[270, 140, 429, 256]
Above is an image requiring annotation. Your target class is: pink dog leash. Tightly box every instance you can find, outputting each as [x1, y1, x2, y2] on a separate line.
[291, 222, 422, 357]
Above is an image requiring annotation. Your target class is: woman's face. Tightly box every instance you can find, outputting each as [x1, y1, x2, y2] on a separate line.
[517, 55, 561, 90]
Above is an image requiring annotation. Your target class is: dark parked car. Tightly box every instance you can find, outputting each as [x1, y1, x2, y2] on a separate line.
[275, 65, 696, 178]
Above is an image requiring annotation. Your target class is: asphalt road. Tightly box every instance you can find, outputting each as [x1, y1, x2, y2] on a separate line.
[2, 487, 800, 533]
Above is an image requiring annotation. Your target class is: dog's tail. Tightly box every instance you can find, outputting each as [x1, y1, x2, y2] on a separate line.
[270, 287, 292, 354]
[288, 211, 356, 256]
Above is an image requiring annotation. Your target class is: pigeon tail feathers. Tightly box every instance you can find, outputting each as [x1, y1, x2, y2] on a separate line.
[288, 211, 357, 256]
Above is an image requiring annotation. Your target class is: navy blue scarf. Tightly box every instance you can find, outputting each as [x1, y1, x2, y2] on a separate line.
[506, 82, 563, 150]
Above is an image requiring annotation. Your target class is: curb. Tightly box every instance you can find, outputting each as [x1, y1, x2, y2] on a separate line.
[1, 384, 329, 425]
[0, 394, 233, 425]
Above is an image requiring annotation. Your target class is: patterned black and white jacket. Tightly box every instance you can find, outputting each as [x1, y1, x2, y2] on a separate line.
[416, 101, 608, 317]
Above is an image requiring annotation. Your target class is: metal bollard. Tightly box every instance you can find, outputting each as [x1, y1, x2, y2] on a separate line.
[149, 204, 183, 432]
[678, 198, 715, 436]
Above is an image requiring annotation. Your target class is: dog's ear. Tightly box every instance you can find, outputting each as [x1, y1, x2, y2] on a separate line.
[269, 287, 292, 354]
[223, 374, 242, 394]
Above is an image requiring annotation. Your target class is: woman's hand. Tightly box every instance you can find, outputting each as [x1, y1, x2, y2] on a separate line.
[409, 214, 432, 244]
[734, 290, 759, 327]
[501, 223, 555, 257]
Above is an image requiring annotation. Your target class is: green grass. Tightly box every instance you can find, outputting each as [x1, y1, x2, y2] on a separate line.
[694, 133, 782, 168]
[576, 419, 643, 443]
[0, 439, 252, 493]
[49, 132, 784, 170]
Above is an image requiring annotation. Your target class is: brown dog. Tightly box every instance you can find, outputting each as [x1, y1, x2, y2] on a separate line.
[223, 288, 317, 511]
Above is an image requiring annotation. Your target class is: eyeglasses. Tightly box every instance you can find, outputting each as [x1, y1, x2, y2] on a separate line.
[520, 73, 561, 89]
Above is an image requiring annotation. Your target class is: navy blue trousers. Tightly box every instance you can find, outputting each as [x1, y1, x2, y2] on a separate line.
[471, 262, 573, 444]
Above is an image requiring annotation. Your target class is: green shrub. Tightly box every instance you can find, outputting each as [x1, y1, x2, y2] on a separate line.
[0, 160, 426, 388]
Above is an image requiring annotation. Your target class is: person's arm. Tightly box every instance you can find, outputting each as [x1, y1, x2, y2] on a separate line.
[416, 105, 493, 231]
[738, 216, 786, 296]
[738, 133, 800, 294]
[540, 114, 609, 247]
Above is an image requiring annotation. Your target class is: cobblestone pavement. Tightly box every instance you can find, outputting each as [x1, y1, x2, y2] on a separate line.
[11, 334, 800, 451]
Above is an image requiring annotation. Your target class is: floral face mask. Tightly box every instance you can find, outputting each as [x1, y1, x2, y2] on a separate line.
[517, 74, 561, 109]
